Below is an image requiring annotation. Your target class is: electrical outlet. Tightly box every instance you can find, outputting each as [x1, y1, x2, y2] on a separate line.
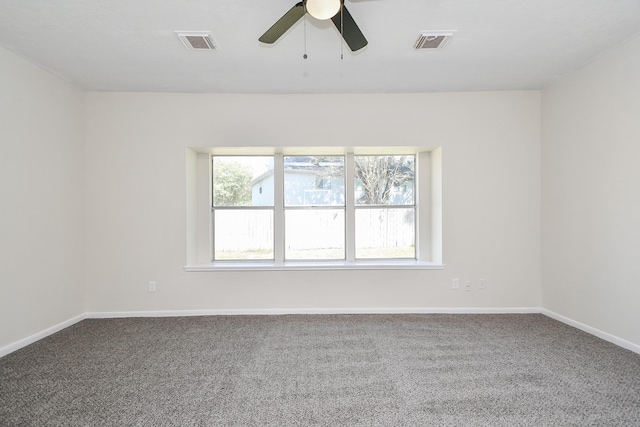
[464, 281, 471, 291]
[148, 281, 157, 293]
[452, 279, 459, 290]
[479, 279, 486, 290]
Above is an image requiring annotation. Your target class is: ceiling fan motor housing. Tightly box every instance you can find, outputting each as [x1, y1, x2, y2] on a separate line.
[305, 0, 342, 20]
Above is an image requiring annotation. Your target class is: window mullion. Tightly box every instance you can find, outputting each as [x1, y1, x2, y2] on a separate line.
[273, 153, 284, 263]
[345, 153, 355, 262]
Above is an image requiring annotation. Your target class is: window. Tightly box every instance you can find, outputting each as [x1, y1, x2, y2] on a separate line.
[354, 155, 415, 259]
[212, 156, 274, 260]
[284, 156, 345, 260]
[186, 147, 442, 270]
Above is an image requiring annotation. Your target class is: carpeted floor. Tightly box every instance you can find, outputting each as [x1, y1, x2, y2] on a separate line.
[1, 314, 639, 426]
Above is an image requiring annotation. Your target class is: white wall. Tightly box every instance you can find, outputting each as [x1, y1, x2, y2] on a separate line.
[84, 91, 541, 312]
[0, 47, 85, 350]
[4, 30, 639, 351]
[542, 35, 640, 346]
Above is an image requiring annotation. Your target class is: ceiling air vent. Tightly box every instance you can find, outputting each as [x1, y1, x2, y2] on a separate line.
[175, 31, 217, 50]
[413, 31, 456, 50]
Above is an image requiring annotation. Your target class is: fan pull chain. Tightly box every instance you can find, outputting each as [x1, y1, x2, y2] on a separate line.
[303, 8, 308, 59]
[340, 4, 344, 60]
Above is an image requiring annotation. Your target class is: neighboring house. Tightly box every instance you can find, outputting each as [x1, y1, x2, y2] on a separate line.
[251, 157, 345, 206]
[244, 156, 416, 257]
[250, 157, 414, 207]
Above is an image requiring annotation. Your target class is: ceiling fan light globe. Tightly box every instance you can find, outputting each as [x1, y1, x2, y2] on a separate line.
[306, 0, 341, 20]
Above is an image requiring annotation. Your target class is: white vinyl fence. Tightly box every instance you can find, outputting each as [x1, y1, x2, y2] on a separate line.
[214, 209, 414, 257]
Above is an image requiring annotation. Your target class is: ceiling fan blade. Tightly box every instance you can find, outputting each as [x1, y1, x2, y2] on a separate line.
[259, 2, 306, 44]
[331, 5, 368, 51]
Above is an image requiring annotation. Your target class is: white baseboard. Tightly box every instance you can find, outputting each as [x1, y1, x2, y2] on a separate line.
[5, 308, 636, 359]
[0, 308, 538, 358]
[0, 313, 87, 358]
[541, 309, 640, 355]
[86, 306, 541, 318]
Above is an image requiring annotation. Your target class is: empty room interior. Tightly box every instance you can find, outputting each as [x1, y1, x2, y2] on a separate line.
[1, 0, 639, 425]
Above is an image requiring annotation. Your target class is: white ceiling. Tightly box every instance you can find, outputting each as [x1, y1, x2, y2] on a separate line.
[1, 0, 640, 94]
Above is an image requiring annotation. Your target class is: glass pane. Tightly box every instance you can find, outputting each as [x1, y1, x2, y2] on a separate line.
[354, 155, 415, 206]
[285, 209, 345, 260]
[284, 156, 344, 206]
[356, 208, 415, 259]
[214, 210, 273, 260]
[213, 156, 274, 207]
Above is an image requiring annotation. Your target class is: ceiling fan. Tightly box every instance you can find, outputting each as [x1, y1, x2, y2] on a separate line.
[259, 0, 368, 52]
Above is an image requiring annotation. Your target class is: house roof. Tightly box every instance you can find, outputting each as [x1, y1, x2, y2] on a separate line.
[250, 158, 339, 186]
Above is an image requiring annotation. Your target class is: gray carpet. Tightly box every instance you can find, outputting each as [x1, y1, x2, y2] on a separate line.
[1, 314, 639, 426]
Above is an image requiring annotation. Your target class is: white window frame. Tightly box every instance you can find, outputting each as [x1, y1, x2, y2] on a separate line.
[352, 153, 417, 261]
[185, 147, 443, 271]
[281, 154, 346, 261]
[212, 155, 276, 261]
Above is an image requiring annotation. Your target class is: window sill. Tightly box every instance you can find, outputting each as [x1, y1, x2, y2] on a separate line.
[184, 260, 445, 272]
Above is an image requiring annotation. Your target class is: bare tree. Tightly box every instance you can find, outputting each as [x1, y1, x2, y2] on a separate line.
[354, 156, 414, 204]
